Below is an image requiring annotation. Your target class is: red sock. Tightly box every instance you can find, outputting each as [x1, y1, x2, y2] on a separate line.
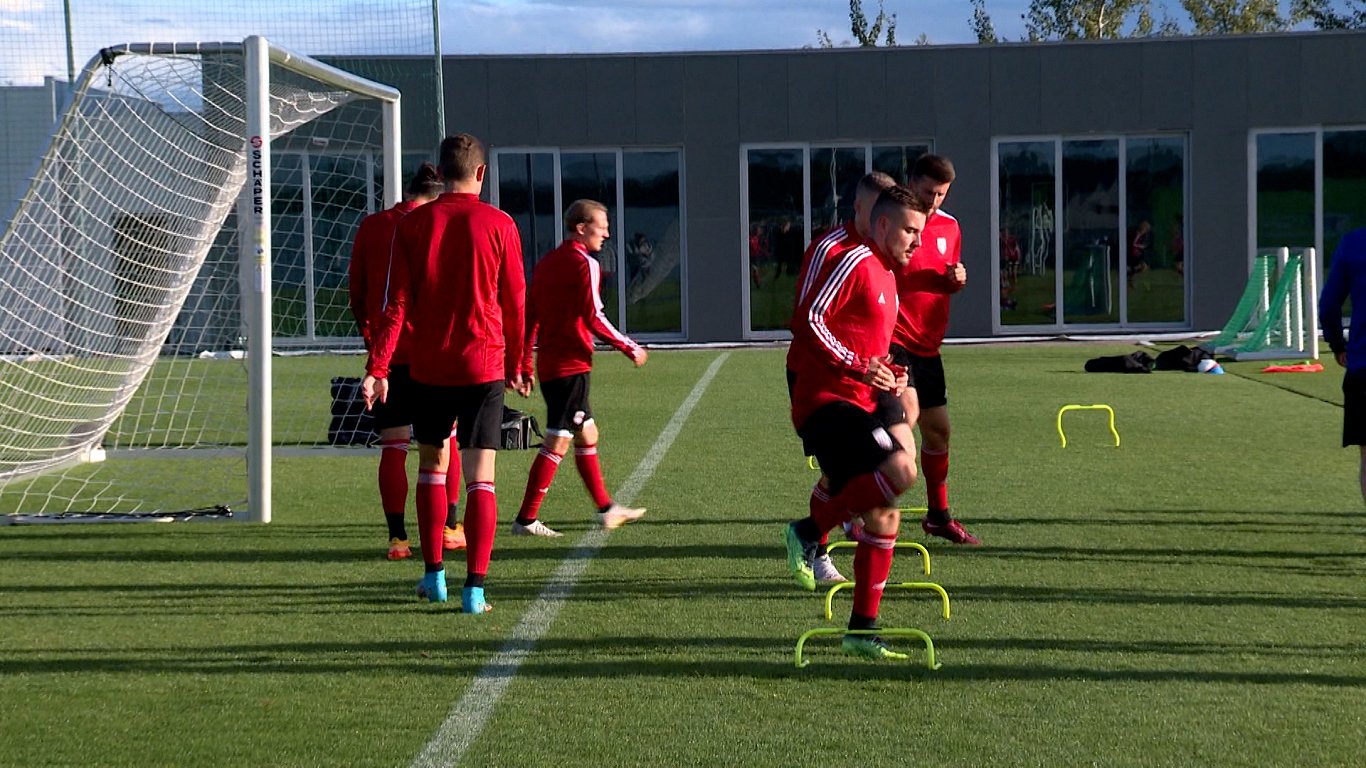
[446, 435, 462, 513]
[415, 470, 448, 567]
[575, 443, 612, 509]
[464, 483, 497, 579]
[819, 471, 901, 534]
[378, 440, 408, 516]
[809, 484, 833, 546]
[852, 530, 897, 619]
[922, 447, 949, 512]
[518, 447, 564, 522]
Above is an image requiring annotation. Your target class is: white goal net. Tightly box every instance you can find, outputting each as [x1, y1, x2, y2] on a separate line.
[0, 38, 400, 522]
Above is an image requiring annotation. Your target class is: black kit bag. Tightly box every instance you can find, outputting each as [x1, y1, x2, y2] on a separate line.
[1154, 344, 1215, 372]
[328, 376, 379, 446]
[501, 406, 543, 450]
[1084, 351, 1155, 374]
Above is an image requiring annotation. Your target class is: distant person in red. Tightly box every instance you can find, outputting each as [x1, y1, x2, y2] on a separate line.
[1129, 219, 1152, 289]
[348, 162, 468, 561]
[362, 133, 527, 615]
[783, 186, 929, 661]
[890, 154, 980, 546]
[513, 199, 648, 537]
[1171, 214, 1185, 278]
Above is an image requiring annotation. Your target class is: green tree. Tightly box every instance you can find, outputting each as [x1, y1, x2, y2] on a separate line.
[1292, 0, 1366, 27]
[1024, 0, 1156, 40]
[817, 0, 898, 47]
[1178, 0, 1303, 33]
[970, 0, 1001, 42]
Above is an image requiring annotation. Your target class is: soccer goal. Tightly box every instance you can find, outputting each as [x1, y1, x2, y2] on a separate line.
[1209, 247, 1320, 362]
[0, 37, 401, 523]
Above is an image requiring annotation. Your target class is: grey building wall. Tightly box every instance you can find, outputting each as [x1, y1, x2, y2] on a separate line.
[439, 30, 1366, 342]
[1, 78, 69, 231]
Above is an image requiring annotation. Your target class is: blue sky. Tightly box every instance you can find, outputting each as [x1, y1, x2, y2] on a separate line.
[439, 0, 1035, 53]
[0, 1, 1038, 85]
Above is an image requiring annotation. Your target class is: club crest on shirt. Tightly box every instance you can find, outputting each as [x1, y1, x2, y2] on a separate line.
[877, 292, 886, 305]
[936, 237, 947, 255]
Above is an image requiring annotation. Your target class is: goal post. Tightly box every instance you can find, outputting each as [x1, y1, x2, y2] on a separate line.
[0, 37, 402, 523]
[1210, 247, 1321, 362]
[240, 36, 402, 523]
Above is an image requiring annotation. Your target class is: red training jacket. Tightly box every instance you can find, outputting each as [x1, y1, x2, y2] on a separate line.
[365, 192, 525, 387]
[348, 199, 419, 366]
[893, 209, 961, 357]
[788, 243, 900, 431]
[521, 240, 641, 382]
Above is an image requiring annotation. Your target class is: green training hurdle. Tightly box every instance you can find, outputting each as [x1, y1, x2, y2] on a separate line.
[794, 627, 941, 670]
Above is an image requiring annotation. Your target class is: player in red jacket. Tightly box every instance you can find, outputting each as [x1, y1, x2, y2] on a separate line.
[786, 171, 897, 584]
[348, 163, 468, 561]
[513, 199, 648, 537]
[783, 186, 929, 661]
[889, 154, 980, 546]
[362, 134, 527, 615]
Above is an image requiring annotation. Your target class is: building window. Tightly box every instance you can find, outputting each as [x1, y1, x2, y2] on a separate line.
[741, 142, 931, 338]
[490, 147, 686, 338]
[1252, 126, 1366, 276]
[994, 135, 1188, 332]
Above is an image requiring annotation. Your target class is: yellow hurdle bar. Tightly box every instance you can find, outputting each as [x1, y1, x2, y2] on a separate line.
[795, 627, 941, 670]
[822, 580, 951, 621]
[825, 539, 931, 576]
[1056, 403, 1120, 448]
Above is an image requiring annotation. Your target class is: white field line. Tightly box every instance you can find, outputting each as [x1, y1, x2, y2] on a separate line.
[411, 351, 731, 768]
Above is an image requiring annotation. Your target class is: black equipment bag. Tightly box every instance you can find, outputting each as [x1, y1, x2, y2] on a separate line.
[328, 376, 379, 446]
[1084, 351, 1155, 373]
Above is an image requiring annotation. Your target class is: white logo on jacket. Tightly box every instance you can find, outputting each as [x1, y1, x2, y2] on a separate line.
[936, 237, 948, 255]
[877, 292, 886, 305]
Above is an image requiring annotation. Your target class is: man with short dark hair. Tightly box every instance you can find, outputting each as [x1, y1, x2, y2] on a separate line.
[783, 186, 929, 661]
[363, 133, 527, 615]
[348, 162, 467, 562]
[890, 154, 981, 546]
[787, 171, 898, 584]
[512, 199, 648, 537]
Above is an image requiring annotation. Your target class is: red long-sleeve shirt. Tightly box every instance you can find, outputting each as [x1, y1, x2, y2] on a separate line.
[521, 240, 640, 382]
[365, 192, 525, 386]
[349, 199, 418, 365]
[785, 224, 864, 376]
[788, 243, 899, 431]
[893, 209, 961, 357]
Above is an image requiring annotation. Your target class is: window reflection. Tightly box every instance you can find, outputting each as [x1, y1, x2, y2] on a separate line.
[746, 148, 804, 333]
[496, 152, 558, 278]
[997, 142, 1056, 326]
[1061, 140, 1119, 325]
[1126, 137, 1185, 324]
[561, 152, 620, 325]
[809, 147, 865, 240]
[872, 144, 929, 185]
[1256, 132, 1315, 253]
[1324, 129, 1366, 269]
[623, 152, 683, 335]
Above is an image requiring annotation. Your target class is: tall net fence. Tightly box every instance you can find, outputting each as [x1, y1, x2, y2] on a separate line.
[0, 4, 436, 518]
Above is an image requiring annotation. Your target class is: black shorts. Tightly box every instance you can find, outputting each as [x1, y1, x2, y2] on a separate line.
[797, 400, 903, 495]
[789, 368, 903, 456]
[903, 350, 947, 410]
[542, 373, 593, 436]
[371, 364, 414, 431]
[1342, 372, 1366, 446]
[410, 379, 504, 449]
